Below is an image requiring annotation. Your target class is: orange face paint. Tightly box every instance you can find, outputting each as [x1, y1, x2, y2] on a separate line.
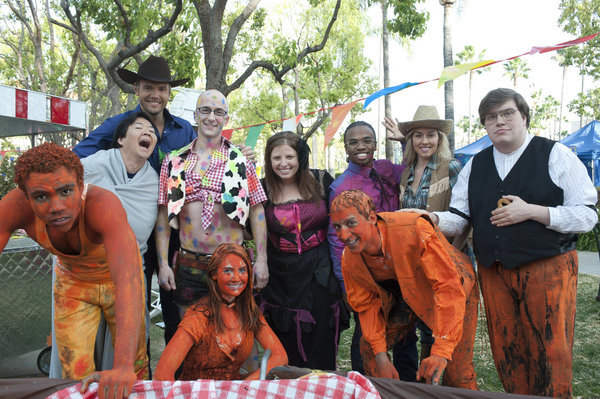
[23, 167, 83, 234]
[212, 254, 248, 302]
[330, 206, 379, 255]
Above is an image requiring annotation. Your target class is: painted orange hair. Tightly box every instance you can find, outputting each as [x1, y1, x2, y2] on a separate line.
[14, 143, 83, 191]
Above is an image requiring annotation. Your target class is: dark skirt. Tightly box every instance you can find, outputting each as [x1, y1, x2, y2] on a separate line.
[258, 240, 348, 370]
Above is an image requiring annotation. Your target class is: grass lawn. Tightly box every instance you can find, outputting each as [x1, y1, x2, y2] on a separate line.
[149, 274, 600, 397]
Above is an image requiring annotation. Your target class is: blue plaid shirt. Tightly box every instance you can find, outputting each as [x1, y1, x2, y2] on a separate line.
[402, 157, 462, 210]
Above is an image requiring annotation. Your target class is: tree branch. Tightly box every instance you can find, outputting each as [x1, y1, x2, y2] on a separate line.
[226, 0, 341, 95]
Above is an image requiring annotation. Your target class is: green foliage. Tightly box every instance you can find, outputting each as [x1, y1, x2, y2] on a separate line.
[386, 0, 429, 39]
[568, 87, 600, 121]
[503, 58, 530, 87]
[529, 89, 561, 135]
[0, 152, 19, 198]
[558, 0, 600, 79]
[456, 115, 486, 140]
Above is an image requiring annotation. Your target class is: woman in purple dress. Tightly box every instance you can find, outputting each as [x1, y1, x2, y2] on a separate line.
[258, 131, 348, 369]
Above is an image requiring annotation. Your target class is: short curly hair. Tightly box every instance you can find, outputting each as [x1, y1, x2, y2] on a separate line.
[331, 189, 375, 220]
[14, 143, 83, 191]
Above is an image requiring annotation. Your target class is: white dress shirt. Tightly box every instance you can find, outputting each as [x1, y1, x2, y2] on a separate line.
[437, 134, 598, 236]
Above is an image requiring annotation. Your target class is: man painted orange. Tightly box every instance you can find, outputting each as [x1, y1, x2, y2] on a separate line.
[330, 190, 478, 389]
[0, 143, 147, 399]
[154, 244, 287, 381]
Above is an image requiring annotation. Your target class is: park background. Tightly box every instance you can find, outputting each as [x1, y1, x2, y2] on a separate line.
[0, 0, 599, 397]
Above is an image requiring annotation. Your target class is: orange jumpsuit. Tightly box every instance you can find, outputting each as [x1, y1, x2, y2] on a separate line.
[35, 192, 148, 380]
[341, 212, 478, 389]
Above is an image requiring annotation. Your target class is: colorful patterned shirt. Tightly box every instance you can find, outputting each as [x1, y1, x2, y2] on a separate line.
[158, 137, 266, 229]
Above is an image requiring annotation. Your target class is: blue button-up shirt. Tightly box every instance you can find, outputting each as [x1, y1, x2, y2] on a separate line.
[73, 104, 197, 172]
[327, 160, 404, 290]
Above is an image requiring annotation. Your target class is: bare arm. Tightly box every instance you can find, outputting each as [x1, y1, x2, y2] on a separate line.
[154, 328, 194, 380]
[245, 314, 288, 380]
[249, 203, 268, 289]
[0, 189, 33, 252]
[155, 205, 176, 290]
[84, 187, 144, 398]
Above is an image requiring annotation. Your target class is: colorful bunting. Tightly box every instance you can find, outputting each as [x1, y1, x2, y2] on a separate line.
[222, 129, 233, 140]
[282, 114, 304, 132]
[245, 124, 265, 148]
[218, 32, 598, 148]
[362, 82, 419, 109]
[438, 60, 495, 88]
[323, 101, 359, 149]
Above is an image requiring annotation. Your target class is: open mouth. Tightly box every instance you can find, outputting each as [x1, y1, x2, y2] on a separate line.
[139, 138, 151, 149]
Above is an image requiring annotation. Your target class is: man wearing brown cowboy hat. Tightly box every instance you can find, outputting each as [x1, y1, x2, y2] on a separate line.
[74, 55, 196, 172]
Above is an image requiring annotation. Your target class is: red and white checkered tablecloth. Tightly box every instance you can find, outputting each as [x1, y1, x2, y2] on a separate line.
[48, 371, 381, 399]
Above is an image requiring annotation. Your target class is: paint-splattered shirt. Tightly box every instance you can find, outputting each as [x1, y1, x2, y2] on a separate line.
[158, 137, 266, 230]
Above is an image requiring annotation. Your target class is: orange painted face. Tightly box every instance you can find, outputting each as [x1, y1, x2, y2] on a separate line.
[331, 206, 379, 255]
[212, 254, 249, 302]
[23, 167, 83, 234]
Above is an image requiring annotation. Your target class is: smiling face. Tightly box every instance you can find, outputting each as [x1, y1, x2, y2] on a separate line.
[331, 205, 380, 255]
[483, 99, 528, 154]
[344, 125, 376, 167]
[24, 167, 83, 234]
[270, 144, 299, 183]
[212, 253, 249, 303]
[411, 128, 439, 162]
[195, 90, 229, 142]
[134, 79, 171, 117]
[118, 117, 157, 161]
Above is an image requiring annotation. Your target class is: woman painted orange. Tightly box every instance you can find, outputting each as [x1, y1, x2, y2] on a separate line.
[154, 243, 287, 380]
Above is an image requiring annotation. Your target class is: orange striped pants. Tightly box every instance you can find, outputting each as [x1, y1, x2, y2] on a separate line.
[478, 250, 578, 398]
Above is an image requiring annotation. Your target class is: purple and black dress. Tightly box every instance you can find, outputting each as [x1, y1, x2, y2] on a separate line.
[259, 170, 348, 370]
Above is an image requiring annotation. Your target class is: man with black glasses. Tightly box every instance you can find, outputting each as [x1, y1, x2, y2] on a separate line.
[327, 121, 419, 380]
[156, 90, 268, 314]
[421, 88, 597, 397]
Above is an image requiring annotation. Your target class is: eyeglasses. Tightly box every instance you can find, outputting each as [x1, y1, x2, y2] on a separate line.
[197, 106, 227, 117]
[484, 108, 519, 125]
[346, 138, 376, 147]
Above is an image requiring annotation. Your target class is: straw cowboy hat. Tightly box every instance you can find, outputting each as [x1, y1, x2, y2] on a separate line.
[397, 105, 453, 136]
[117, 55, 190, 87]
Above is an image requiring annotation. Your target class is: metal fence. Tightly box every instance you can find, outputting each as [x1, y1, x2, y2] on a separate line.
[0, 237, 53, 361]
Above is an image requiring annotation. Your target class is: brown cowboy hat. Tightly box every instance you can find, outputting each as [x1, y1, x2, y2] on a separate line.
[117, 55, 189, 87]
[397, 105, 453, 136]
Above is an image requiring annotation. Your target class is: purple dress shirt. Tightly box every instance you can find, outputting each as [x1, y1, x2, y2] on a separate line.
[327, 160, 404, 290]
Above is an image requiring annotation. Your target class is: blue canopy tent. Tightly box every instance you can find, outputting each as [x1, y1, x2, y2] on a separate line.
[454, 135, 492, 166]
[559, 120, 600, 186]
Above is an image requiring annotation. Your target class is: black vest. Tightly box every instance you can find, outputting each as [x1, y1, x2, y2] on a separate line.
[468, 136, 577, 269]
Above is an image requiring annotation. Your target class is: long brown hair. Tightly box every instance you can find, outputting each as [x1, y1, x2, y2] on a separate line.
[192, 243, 262, 334]
[263, 131, 322, 202]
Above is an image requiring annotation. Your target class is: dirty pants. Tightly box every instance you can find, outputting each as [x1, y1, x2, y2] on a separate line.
[360, 279, 478, 389]
[53, 272, 149, 380]
[478, 250, 577, 398]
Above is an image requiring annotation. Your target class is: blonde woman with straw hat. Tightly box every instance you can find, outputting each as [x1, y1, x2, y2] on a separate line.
[382, 105, 472, 365]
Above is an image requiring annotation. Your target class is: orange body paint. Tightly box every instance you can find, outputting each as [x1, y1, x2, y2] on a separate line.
[0, 160, 147, 399]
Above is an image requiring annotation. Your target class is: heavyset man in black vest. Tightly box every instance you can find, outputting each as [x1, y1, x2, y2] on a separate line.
[415, 88, 597, 398]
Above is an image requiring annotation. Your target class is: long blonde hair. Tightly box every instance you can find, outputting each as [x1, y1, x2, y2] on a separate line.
[403, 129, 451, 166]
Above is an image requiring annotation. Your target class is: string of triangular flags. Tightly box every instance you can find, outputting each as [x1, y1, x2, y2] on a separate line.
[226, 32, 598, 150]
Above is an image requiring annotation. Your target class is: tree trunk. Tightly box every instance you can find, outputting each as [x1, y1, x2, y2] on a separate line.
[442, 2, 455, 153]
[381, 0, 393, 161]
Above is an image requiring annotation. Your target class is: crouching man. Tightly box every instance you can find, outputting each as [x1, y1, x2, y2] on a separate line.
[330, 189, 478, 389]
[0, 143, 148, 399]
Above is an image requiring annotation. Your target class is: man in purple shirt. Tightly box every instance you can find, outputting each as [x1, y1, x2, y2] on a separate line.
[327, 121, 418, 379]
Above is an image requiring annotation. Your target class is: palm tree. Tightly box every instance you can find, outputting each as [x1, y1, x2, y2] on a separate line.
[455, 45, 489, 143]
[440, 0, 457, 152]
[503, 58, 531, 89]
